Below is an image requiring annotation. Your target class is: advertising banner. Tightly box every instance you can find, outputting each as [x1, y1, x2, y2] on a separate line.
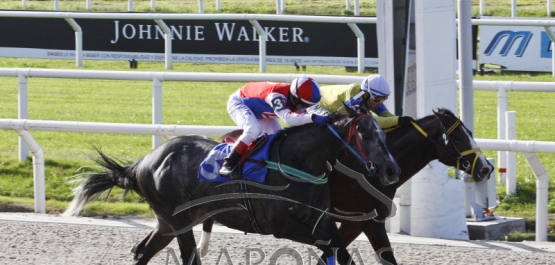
[480, 25, 553, 72]
[0, 16, 379, 67]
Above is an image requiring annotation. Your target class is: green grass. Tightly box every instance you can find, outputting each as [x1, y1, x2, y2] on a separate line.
[0, 0, 553, 17]
[1, 0, 555, 241]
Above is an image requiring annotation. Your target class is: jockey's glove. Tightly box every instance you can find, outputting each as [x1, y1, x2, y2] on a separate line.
[398, 116, 415, 127]
[345, 97, 362, 107]
[312, 114, 329, 126]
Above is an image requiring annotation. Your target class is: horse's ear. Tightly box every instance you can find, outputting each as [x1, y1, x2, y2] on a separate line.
[432, 109, 442, 120]
[344, 102, 358, 118]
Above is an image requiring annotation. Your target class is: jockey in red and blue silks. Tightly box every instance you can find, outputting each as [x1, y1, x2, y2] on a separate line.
[219, 77, 329, 179]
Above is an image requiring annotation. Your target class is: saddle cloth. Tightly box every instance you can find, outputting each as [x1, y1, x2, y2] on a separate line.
[198, 134, 278, 183]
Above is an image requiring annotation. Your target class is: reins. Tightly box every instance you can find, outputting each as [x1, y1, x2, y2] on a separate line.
[327, 114, 376, 176]
[409, 117, 481, 177]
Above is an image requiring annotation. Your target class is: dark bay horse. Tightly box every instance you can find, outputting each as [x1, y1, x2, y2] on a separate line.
[199, 108, 494, 264]
[63, 106, 401, 265]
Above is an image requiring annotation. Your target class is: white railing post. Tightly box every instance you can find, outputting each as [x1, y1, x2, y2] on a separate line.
[22, 0, 26, 9]
[199, 0, 204, 14]
[18, 74, 29, 161]
[15, 130, 45, 214]
[250, 20, 267, 73]
[354, 0, 360, 16]
[480, 0, 484, 16]
[155, 20, 173, 70]
[276, 0, 282, 14]
[497, 87, 508, 185]
[511, 0, 517, 17]
[543, 26, 555, 77]
[54, 0, 59, 10]
[348, 23, 365, 73]
[506, 111, 517, 195]
[151, 0, 155, 11]
[86, 0, 91, 11]
[216, 0, 221, 11]
[549, 0, 552, 17]
[65, 18, 83, 68]
[152, 78, 163, 148]
[128, 0, 133, 12]
[522, 152, 548, 242]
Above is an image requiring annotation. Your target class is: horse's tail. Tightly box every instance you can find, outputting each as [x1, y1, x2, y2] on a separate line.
[63, 148, 141, 217]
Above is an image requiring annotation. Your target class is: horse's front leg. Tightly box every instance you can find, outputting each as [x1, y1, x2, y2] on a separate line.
[337, 220, 363, 246]
[361, 221, 397, 265]
[273, 216, 355, 265]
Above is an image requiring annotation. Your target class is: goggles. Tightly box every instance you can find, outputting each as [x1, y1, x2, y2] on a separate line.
[370, 94, 388, 103]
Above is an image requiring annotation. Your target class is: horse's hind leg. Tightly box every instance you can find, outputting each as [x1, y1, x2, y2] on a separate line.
[132, 221, 175, 265]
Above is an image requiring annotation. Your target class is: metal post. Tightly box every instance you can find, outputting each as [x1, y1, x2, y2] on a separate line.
[458, 0, 474, 132]
[276, 0, 282, 14]
[346, 0, 351, 10]
[511, 0, 517, 17]
[86, 0, 91, 11]
[216, 0, 221, 11]
[497, 87, 508, 185]
[155, 20, 173, 70]
[128, 0, 133, 12]
[250, 20, 267, 73]
[53, 0, 59, 10]
[354, 0, 360, 16]
[542, 26, 555, 76]
[65, 18, 83, 68]
[16, 130, 45, 214]
[480, 0, 484, 16]
[506, 111, 517, 195]
[348, 23, 365, 73]
[152, 78, 163, 148]
[18, 74, 28, 161]
[522, 152, 548, 242]
[199, 0, 204, 13]
[151, 0, 155, 11]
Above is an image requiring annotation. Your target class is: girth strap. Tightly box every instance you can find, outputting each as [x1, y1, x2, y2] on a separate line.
[239, 181, 262, 234]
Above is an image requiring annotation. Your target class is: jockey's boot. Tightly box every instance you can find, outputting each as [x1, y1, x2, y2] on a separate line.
[219, 150, 242, 179]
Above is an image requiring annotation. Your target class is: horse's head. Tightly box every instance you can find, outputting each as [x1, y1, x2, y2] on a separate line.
[331, 105, 400, 186]
[431, 108, 493, 181]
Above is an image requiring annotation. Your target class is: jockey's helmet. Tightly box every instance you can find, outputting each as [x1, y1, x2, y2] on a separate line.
[290, 77, 321, 106]
[361, 74, 391, 100]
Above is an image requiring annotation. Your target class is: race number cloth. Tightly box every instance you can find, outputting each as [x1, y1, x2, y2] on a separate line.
[198, 134, 278, 183]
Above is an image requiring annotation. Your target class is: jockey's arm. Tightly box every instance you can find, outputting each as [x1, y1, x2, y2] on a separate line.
[269, 95, 313, 126]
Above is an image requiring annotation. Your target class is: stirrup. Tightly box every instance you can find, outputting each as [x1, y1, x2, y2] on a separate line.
[219, 165, 241, 179]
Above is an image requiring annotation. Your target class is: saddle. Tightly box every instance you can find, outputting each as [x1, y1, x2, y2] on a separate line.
[198, 134, 273, 183]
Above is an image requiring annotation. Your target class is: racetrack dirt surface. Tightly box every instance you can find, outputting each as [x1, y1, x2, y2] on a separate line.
[1, 213, 554, 265]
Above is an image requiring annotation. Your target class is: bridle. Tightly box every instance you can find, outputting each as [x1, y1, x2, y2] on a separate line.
[327, 114, 377, 176]
[410, 116, 482, 177]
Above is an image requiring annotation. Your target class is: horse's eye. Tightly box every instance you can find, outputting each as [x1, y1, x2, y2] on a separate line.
[452, 134, 462, 141]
